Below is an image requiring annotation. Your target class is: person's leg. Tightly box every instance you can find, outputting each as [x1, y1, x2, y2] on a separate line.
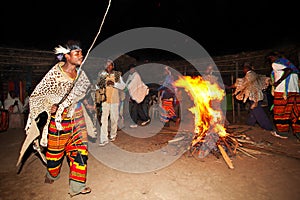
[137, 103, 148, 122]
[109, 103, 119, 139]
[45, 115, 68, 183]
[129, 100, 139, 125]
[118, 101, 125, 129]
[45, 143, 64, 182]
[160, 99, 169, 124]
[141, 94, 151, 120]
[160, 99, 176, 126]
[246, 101, 257, 126]
[246, 110, 257, 126]
[68, 105, 90, 196]
[288, 93, 300, 138]
[251, 101, 273, 131]
[100, 102, 110, 144]
[273, 92, 290, 134]
[68, 142, 89, 196]
[68, 148, 88, 196]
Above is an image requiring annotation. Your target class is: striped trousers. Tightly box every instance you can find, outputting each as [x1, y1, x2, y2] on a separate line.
[46, 105, 88, 185]
[273, 92, 300, 134]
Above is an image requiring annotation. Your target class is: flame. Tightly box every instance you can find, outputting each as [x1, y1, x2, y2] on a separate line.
[174, 76, 228, 141]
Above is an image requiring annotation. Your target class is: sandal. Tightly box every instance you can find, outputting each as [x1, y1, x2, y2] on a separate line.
[69, 187, 91, 198]
[81, 187, 91, 194]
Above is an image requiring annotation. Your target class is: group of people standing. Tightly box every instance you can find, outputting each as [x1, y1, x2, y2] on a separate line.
[95, 61, 179, 145]
[95, 60, 152, 146]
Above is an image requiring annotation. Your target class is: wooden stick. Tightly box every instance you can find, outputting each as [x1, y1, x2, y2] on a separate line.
[218, 144, 234, 169]
[191, 136, 204, 147]
[235, 138, 256, 145]
[241, 143, 300, 160]
[237, 147, 258, 159]
[168, 136, 185, 143]
[238, 146, 271, 155]
[221, 137, 234, 156]
[228, 137, 239, 154]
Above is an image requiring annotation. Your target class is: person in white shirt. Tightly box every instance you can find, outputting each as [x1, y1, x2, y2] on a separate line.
[125, 64, 150, 128]
[267, 51, 300, 139]
[4, 90, 24, 113]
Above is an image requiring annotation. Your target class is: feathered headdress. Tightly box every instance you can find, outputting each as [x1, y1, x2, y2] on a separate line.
[54, 45, 71, 55]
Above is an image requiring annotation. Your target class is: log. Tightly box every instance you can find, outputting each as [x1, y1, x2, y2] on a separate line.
[218, 144, 234, 169]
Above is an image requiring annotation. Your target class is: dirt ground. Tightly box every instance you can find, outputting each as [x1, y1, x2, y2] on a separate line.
[1, 110, 300, 200]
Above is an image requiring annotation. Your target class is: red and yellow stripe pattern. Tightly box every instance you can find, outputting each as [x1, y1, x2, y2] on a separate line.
[46, 105, 88, 183]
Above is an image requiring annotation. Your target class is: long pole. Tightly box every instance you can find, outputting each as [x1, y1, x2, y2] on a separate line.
[236, 62, 240, 122]
[231, 73, 235, 123]
[79, 0, 112, 71]
[57, 0, 112, 106]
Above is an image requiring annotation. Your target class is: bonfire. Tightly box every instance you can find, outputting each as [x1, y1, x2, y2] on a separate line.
[174, 76, 239, 169]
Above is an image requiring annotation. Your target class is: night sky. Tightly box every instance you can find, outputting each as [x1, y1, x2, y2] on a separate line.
[1, 0, 299, 56]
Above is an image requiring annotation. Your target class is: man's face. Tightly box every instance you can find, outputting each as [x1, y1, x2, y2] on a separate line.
[106, 62, 114, 72]
[67, 49, 83, 66]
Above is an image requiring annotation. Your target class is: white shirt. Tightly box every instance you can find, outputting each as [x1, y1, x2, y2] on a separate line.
[126, 71, 149, 103]
[272, 62, 299, 93]
[4, 94, 24, 113]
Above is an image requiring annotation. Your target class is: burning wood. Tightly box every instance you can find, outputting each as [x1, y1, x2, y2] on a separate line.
[172, 75, 292, 168]
[173, 76, 247, 169]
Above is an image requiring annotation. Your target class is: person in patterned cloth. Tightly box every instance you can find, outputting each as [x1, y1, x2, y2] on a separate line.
[267, 51, 300, 139]
[230, 63, 283, 138]
[17, 40, 96, 197]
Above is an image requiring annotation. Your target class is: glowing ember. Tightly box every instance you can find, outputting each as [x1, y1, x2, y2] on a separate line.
[174, 76, 228, 141]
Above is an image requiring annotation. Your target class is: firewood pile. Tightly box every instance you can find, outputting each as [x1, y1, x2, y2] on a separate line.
[166, 125, 297, 169]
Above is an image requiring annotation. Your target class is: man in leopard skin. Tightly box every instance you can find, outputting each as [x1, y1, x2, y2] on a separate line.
[17, 40, 96, 197]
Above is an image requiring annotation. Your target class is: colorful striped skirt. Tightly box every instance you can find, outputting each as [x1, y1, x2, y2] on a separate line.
[273, 92, 300, 134]
[160, 99, 176, 123]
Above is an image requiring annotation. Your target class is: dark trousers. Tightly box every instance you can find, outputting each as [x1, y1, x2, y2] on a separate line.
[247, 101, 274, 131]
[129, 98, 149, 124]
